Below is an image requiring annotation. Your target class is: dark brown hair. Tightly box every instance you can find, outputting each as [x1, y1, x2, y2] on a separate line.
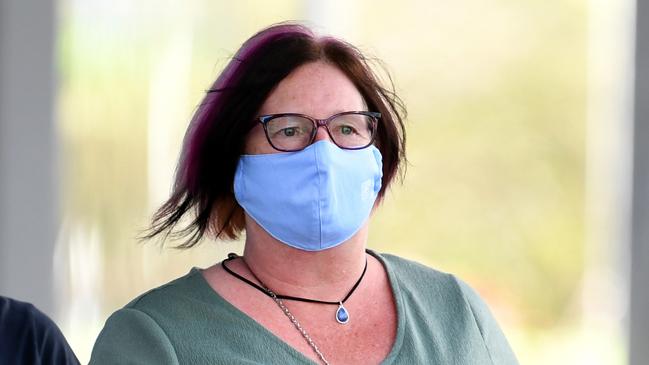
[145, 23, 406, 248]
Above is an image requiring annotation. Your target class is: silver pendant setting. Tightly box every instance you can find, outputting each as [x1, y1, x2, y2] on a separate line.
[335, 302, 349, 324]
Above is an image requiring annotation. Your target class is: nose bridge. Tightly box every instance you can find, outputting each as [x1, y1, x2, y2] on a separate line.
[313, 118, 333, 142]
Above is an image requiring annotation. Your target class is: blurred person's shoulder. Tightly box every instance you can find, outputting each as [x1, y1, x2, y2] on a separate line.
[0, 296, 80, 365]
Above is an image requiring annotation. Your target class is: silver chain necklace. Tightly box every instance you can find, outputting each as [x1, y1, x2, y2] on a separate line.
[266, 289, 331, 365]
[222, 253, 369, 365]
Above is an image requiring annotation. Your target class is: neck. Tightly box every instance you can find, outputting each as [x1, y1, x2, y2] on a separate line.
[242, 217, 369, 301]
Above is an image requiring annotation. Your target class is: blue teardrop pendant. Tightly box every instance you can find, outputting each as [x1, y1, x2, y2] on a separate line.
[335, 302, 349, 324]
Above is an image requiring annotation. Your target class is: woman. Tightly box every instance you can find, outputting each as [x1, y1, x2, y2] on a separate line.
[90, 23, 518, 365]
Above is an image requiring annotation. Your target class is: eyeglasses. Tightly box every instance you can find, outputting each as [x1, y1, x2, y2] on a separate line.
[258, 111, 380, 152]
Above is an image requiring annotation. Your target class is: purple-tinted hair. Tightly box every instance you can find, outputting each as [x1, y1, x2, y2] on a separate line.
[145, 22, 406, 247]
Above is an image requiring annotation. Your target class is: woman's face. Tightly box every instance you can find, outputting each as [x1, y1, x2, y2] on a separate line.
[245, 61, 367, 155]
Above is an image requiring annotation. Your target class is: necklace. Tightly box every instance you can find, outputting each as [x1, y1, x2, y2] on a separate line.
[221, 253, 368, 325]
[267, 291, 330, 365]
[222, 253, 368, 365]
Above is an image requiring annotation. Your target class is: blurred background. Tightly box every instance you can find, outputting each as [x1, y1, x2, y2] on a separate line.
[1, 0, 647, 363]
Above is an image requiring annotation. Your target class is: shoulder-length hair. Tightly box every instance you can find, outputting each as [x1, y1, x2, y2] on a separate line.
[145, 22, 406, 248]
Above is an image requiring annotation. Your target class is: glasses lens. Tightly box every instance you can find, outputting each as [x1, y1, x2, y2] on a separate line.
[328, 113, 375, 148]
[265, 116, 314, 151]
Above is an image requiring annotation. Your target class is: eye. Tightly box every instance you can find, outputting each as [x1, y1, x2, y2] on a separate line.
[282, 127, 298, 137]
[266, 116, 312, 140]
[340, 125, 354, 135]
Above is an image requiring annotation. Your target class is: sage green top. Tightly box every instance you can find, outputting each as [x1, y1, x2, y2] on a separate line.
[90, 252, 518, 364]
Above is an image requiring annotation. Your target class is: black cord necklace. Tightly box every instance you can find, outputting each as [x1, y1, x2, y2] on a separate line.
[221, 253, 368, 324]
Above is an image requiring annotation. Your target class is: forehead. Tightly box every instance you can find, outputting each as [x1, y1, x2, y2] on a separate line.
[258, 61, 366, 118]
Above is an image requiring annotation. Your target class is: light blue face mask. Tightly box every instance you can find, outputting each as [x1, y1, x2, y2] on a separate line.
[233, 140, 383, 251]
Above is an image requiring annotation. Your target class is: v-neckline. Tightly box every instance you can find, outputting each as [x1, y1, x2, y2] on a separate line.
[194, 249, 406, 364]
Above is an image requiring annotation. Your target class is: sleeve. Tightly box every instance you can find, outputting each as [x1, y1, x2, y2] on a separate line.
[455, 278, 520, 365]
[89, 308, 179, 365]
